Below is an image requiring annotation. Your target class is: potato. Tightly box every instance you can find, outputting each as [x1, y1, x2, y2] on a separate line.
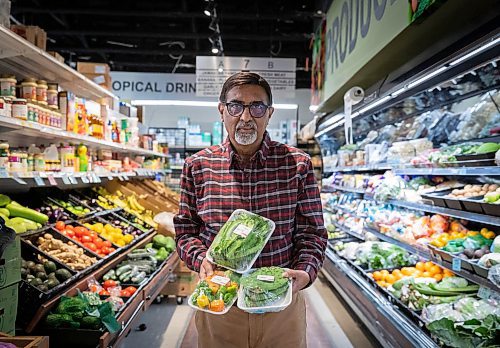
[465, 192, 473, 197]
[489, 184, 498, 191]
[452, 189, 460, 195]
[483, 184, 489, 191]
[473, 186, 481, 192]
[465, 185, 472, 190]
[479, 190, 486, 196]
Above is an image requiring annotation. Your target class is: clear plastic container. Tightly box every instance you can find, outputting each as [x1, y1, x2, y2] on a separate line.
[207, 209, 276, 274]
[188, 271, 239, 315]
[237, 268, 292, 314]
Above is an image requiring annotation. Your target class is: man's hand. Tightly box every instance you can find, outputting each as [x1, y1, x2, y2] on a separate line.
[282, 269, 310, 294]
[199, 257, 214, 280]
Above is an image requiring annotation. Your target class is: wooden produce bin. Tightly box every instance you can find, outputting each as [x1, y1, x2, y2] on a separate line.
[0, 333, 49, 348]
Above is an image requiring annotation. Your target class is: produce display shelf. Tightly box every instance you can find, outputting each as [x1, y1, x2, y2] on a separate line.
[0, 26, 115, 101]
[363, 227, 500, 292]
[324, 165, 393, 173]
[323, 249, 438, 348]
[0, 116, 167, 158]
[333, 222, 365, 241]
[363, 227, 432, 259]
[325, 185, 366, 194]
[393, 167, 500, 176]
[386, 199, 500, 226]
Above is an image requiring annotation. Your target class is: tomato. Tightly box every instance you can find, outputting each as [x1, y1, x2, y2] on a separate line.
[108, 247, 116, 253]
[103, 280, 117, 289]
[103, 240, 112, 248]
[66, 229, 75, 238]
[65, 225, 74, 231]
[55, 221, 66, 231]
[89, 284, 100, 292]
[94, 240, 104, 249]
[120, 290, 131, 297]
[99, 289, 110, 296]
[86, 242, 97, 252]
[124, 286, 137, 295]
[81, 235, 93, 243]
[74, 227, 84, 237]
[88, 231, 96, 238]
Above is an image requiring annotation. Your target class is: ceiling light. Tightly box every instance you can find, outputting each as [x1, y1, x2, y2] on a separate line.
[449, 36, 500, 66]
[204, 2, 215, 16]
[211, 46, 219, 54]
[406, 66, 448, 89]
[273, 103, 298, 110]
[356, 95, 391, 114]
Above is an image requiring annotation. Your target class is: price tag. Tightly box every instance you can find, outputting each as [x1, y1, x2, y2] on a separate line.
[107, 175, 114, 181]
[61, 175, 71, 185]
[33, 175, 45, 186]
[452, 257, 462, 272]
[93, 173, 101, 183]
[39, 172, 47, 178]
[69, 175, 78, 185]
[232, 224, 252, 238]
[210, 276, 230, 286]
[257, 275, 275, 282]
[0, 170, 9, 178]
[81, 175, 90, 184]
[47, 174, 57, 186]
[87, 174, 94, 183]
[477, 286, 492, 300]
[123, 175, 129, 181]
[117, 175, 124, 181]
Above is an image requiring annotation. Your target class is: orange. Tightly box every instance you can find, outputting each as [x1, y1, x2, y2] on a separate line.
[385, 274, 397, 284]
[372, 271, 382, 281]
[380, 270, 389, 280]
[433, 274, 443, 281]
[424, 261, 434, 272]
[413, 270, 423, 277]
[422, 271, 432, 278]
[407, 267, 417, 274]
[392, 270, 403, 279]
[401, 267, 411, 276]
[376, 280, 387, 287]
[415, 262, 425, 272]
[443, 269, 454, 277]
[429, 265, 441, 275]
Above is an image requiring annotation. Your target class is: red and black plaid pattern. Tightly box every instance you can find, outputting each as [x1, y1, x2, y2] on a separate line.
[174, 132, 327, 283]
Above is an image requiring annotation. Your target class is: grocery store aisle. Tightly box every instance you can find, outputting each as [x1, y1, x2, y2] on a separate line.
[120, 275, 378, 348]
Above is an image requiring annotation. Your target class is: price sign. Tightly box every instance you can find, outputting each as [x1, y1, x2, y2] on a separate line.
[69, 175, 78, 185]
[93, 173, 101, 183]
[33, 175, 45, 186]
[477, 286, 492, 300]
[47, 174, 57, 186]
[108, 175, 114, 181]
[87, 174, 94, 183]
[81, 175, 90, 184]
[452, 257, 462, 272]
[123, 175, 129, 181]
[117, 175, 124, 181]
[61, 175, 71, 185]
[0, 170, 9, 178]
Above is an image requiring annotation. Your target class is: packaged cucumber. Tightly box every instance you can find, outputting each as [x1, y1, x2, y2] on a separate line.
[237, 267, 292, 314]
[188, 270, 240, 315]
[207, 209, 275, 273]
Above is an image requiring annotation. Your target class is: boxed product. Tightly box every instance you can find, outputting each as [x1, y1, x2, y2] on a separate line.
[0, 283, 18, 334]
[237, 267, 292, 314]
[77, 62, 110, 75]
[10, 25, 47, 50]
[47, 51, 65, 64]
[207, 209, 276, 273]
[0, 236, 20, 288]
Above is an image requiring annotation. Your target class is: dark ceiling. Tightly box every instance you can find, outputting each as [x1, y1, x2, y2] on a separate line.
[10, 0, 329, 88]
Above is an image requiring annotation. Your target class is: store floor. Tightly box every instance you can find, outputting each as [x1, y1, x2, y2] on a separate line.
[120, 273, 379, 348]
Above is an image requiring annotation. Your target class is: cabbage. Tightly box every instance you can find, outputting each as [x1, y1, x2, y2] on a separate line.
[433, 276, 468, 290]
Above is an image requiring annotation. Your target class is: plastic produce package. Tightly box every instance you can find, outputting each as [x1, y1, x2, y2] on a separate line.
[237, 267, 292, 314]
[207, 209, 276, 273]
[188, 270, 239, 314]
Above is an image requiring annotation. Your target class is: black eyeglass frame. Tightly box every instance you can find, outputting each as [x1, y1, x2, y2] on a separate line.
[221, 101, 273, 118]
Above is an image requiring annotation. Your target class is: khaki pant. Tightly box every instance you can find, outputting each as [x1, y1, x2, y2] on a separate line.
[195, 292, 307, 348]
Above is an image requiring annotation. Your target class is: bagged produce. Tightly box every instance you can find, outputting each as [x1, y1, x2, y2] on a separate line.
[238, 267, 292, 313]
[207, 210, 275, 273]
[188, 270, 239, 314]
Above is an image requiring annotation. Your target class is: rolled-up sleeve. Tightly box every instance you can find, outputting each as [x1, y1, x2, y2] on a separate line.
[291, 159, 327, 284]
[173, 161, 207, 272]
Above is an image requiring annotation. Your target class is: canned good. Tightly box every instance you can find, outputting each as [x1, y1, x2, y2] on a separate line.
[12, 98, 28, 120]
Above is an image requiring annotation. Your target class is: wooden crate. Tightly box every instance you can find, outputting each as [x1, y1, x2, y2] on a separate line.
[0, 333, 49, 348]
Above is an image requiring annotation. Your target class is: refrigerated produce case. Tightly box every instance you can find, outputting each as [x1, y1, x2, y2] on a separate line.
[316, 31, 500, 348]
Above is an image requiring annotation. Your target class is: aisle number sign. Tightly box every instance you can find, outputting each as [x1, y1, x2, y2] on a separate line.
[195, 56, 296, 97]
[324, 0, 409, 101]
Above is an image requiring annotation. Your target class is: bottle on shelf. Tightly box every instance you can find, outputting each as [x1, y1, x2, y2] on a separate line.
[44, 143, 60, 172]
[0, 141, 9, 175]
[27, 144, 41, 172]
[77, 144, 88, 172]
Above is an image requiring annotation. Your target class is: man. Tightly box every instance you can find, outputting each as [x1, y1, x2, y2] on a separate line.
[174, 72, 327, 348]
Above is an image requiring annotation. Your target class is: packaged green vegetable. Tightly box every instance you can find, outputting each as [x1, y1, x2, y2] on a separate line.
[207, 210, 276, 273]
[238, 267, 292, 314]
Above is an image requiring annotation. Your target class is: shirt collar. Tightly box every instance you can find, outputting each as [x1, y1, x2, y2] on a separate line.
[222, 131, 271, 165]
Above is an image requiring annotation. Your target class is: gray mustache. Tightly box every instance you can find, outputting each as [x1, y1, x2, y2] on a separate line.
[236, 121, 257, 130]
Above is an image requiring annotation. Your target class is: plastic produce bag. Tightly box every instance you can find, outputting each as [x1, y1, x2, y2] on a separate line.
[238, 267, 292, 313]
[207, 209, 275, 273]
[421, 303, 464, 323]
[154, 212, 175, 233]
[488, 264, 500, 286]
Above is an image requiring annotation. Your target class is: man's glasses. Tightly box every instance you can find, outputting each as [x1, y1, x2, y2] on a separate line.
[222, 102, 272, 118]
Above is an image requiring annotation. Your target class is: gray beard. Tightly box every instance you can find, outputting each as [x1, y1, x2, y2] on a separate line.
[235, 129, 258, 145]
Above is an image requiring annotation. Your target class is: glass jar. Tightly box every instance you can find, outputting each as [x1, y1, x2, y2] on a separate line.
[34, 153, 45, 171]
[0, 97, 5, 117]
[36, 80, 48, 104]
[0, 141, 10, 173]
[27, 103, 35, 122]
[0, 75, 16, 97]
[47, 83, 58, 107]
[3, 97, 12, 117]
[8, 150, 22, 173]
[21, 78, 37, 101]
[12, 98, 28, 120]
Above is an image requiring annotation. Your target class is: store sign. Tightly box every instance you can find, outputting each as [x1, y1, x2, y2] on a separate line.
[110, 72, 197, 100]
[196, 56, 296, 97]
[324, 0, 409, 101]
